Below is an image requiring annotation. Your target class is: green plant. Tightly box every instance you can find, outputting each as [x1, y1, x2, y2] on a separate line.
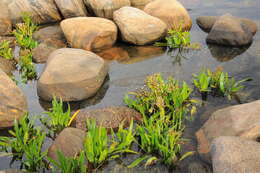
[48, 151, 87, 173]
[19, 52, 37, 83]
[192, 68, 251, 100]
[0, 40, 13, 60]
[13, 13, 38, 50]
[40, 98, 79, 137]
[84, 119, 136, 169]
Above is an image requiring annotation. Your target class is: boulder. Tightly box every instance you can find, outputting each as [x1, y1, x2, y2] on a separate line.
[75, 106, 142, 131]
[206, 14, 254, 46]
[144, 0, 192, 31]
[130, 0, 153, 9]
[54, 0, 88, 18]
[32, 38, 67, 63]
[84, 0, 130, 19]
[61, 17, 117, 52]
[33, 25, 65, 43]
[196, 100, 260, 162]
[0, 58, 16, 75]
[211, 136, 260, 173]
[197, 16, 257, 35]
[48, 128, 85, 161]
[0, 2, 12, 36]
[37, 48, 108, 101]
[8, 0, 61, 24]
[0, 69, 28, 128]
[113, 7, 167, 45]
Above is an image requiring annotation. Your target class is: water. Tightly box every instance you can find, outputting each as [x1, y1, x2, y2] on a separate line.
[0, 0, 260, 172]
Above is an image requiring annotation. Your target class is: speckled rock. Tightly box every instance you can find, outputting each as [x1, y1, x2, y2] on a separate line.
[144, 0, 192, 31]
[54, 0, 88, 18]
[84, 0, 130, 19]
[33, 25, 65, 43]
[37, 48, 108, 101]
[8, 0, 61, 24]
[32, 38, 67, 63]
[113, 7, 167, 45]
[196, 100, 260, 162]
[61, 17, 117, 52]
[48, 128, 85, 161]
[0, 69, 28, 128]
[211, 136, 260, 173]
[76, 106, 142, 131]
[0, 1, 12, 36]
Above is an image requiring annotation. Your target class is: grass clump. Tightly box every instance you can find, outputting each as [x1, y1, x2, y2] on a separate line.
[84, 119, 136, 169]
[48, 151, 87, 173]
[193, 67, 251, 100]
[0, 40, 13, 60]
[19, 52, 37, 83]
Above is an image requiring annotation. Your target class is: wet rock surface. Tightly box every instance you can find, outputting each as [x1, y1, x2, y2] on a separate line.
[84, 0, 130, 19]
[0, 69, 28, 128]
[61, 17, 118, 52]
[75, 106, 142, 131]
[37, 48, 108, 101]
[211, 136, 260, 173]
[144, 0, 192, 31]
[54, 0, 88, 18]
[196, 100, 260, 162]
[47, 128, 85, 161]
[8, 0, 61, 24]
[113, 7, 167, 45]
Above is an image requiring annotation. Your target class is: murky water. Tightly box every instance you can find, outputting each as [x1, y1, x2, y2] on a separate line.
[1, 0, 260, 172]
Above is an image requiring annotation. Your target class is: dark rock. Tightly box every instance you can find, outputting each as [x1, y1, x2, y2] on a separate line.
[33, 24, 65, 43]
[75, 106, 142, 131]
[211, 136, 260, 173]
[37, 48, 108, 101]
[187, 162, 212, 173]
[54, 0, 88, 18]
[47, 128, 85, 161]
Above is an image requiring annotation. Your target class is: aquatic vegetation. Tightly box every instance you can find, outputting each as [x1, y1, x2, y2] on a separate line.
[48, 151, 87, 173]
[0, 40, 14, 60]
[193, 68, 251, 100]
[40, 98, 79, 137]
[13, 13, 38, 50]
[19, 52, 37, 83]
[84, 119, 136, 169]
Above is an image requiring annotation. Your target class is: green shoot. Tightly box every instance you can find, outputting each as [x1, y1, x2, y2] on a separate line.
[0, 40, 13, 60]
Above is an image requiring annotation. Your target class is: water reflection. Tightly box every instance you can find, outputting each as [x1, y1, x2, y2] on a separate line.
[207, 43, 250, 62]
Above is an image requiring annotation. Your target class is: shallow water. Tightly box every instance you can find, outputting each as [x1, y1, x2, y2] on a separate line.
[1, 0, 260, 172]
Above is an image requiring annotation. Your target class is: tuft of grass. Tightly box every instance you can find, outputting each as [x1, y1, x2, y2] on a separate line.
[192, 68, 251, 100]
[84, 119, 136, 169]
[0, 40, 13, 60]
[19, 52, 37, 83]
[48, 151, 87, 173]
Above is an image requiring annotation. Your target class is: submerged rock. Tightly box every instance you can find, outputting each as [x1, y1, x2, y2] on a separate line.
[97, 47, 130, 61]
[54, 0, 88, 18]
[0, 1, 12, 36]
[144, 0, 192, 31]
[8, 0, 61, 24]
[0, 69, 28, 128]
[33, 24, 65, 43]
[196, 100, 260, 162]
[61, 17, 118, 52]
[113, 7, 167, 45]
[75, 106, 142, 131]
[205, 14, 256, 46]
[32, 38, 67, 63]
[37, 48, 108, 101]
[48, 128, 85, 161]
[84, 0, 130, 19]
[211, 136, 260, 173]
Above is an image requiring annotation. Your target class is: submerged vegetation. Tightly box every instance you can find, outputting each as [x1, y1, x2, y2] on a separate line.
[193, 68, 251, 100]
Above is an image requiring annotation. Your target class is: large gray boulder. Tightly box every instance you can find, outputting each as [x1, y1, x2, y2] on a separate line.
[196, 100, 260, 162]
[206, 14, 255, 46]
[211, 136, 260, 173]
[61, 17, 118, 52]
[0, 69, 28, 128]
[54, 0, 88, 18]
[37, 48, 108, 101]
[84, 0, 130, 19]
[8, 0, 61, 24]
[48, 128, 85, 161]
[113, 7, 167, 45]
